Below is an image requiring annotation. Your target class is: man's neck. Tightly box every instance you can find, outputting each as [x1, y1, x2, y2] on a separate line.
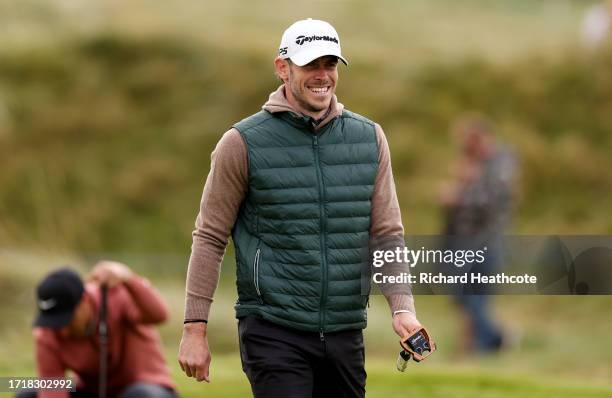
[298, 106, 331, 122]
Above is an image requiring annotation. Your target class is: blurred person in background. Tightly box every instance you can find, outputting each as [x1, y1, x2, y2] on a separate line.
[582, 0, 612, 49]
[17, 262, 178, 398]
[439, 115, 518, 353]
[178, 18, 426, 397]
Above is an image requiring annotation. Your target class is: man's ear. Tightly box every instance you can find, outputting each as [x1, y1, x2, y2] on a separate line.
[274, 57, 290, 83]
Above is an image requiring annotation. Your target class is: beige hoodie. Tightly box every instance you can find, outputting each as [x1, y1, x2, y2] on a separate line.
[184, 85, 415, 321]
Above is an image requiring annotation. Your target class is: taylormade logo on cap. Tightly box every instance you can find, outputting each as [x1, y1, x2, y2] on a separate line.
[279, 18, 348, 67]
[295, 35, 339, 46]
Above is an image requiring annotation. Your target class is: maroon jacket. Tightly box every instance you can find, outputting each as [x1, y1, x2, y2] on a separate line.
[34, 277, 175, 398]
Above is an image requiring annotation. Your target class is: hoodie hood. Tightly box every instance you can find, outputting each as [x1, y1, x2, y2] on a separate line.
[262, 85, 344, 129]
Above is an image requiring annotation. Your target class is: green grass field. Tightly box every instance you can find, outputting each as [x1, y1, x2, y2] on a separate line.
[169, 355, 612, 398]
[2, 255, 612, 397]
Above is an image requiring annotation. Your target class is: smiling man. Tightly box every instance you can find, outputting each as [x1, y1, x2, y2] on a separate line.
[178, 18, 424, 397]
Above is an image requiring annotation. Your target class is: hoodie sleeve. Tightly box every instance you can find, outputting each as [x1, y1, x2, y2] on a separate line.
[122, 276, 170, 324]
[371, 124, 416, 316]
[184, 128, 248, 321]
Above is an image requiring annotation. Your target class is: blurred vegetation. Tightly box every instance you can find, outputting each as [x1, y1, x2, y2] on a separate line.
[0, 34, 274, 251]
[1, 34, 612, 252]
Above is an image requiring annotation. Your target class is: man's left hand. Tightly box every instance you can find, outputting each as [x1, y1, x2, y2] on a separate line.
[392, 311, 422, 340]
[88, 260, 134, 288]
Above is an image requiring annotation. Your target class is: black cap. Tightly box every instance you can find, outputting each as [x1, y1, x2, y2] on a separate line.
[34, 268, 84, 329]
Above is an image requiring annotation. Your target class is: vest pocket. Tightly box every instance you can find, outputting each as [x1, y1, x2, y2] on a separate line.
[253, 246, 263, 302]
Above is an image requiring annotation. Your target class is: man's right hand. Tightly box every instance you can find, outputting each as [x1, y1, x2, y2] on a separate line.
[178, 322, 211, 382]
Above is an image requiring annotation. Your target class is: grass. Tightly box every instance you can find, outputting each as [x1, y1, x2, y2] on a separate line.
[1, 253, 612, 397]
[170, 355, 612, 398]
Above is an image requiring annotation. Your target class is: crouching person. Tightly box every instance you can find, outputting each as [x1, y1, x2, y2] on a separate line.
[17, 261, 178, 398]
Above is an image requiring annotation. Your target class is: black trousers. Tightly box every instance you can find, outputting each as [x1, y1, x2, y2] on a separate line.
[238, 315, 366, 398]
[14, 382, 178, 398]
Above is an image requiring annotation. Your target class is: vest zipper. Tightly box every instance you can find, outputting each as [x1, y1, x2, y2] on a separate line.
[312, 134, 328, 334]
[253, 247, 262, 303]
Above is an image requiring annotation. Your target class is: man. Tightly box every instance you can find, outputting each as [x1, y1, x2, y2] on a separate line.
[19, 262, 178, 398]
[440, 115, 517, 352]
[178, 18, 424, 397]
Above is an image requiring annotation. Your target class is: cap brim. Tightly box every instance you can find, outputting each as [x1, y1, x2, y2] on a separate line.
[290, 47, 348, 67]
[34, 309, 74, 330]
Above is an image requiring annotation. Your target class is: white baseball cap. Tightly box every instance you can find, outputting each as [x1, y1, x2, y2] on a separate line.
[278, 18, 348, 66]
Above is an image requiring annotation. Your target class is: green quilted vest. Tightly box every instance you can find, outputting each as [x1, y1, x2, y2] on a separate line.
[232, 109, 379, 333]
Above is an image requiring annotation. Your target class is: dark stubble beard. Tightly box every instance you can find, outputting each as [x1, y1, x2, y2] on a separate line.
[288, 70, 330, 113]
